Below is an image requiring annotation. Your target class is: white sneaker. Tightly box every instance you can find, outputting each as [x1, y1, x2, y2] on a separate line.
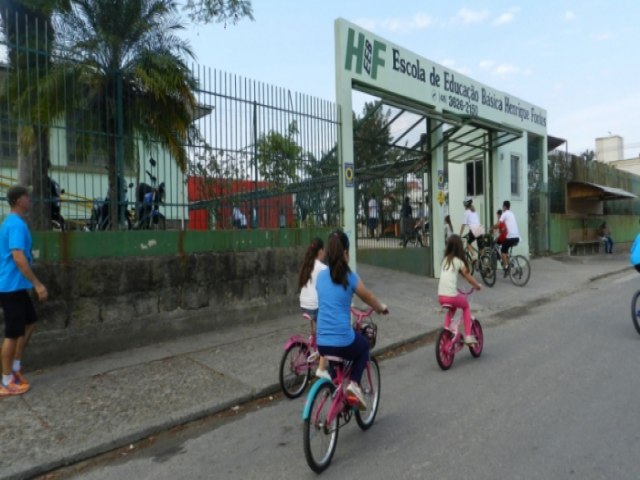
[346, 382, 367, 410]
[464, 335, 478, 345]
[315, 368, 331, 381]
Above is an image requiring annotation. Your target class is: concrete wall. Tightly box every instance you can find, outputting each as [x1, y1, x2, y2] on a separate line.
[27, 247, 304, 369]
[13, 228, 333, 369]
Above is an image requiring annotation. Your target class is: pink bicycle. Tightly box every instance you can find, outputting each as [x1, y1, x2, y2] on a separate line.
[279, 312, 319, 399]
[435, 288, 483, 370]
[302, 308, 380, 473]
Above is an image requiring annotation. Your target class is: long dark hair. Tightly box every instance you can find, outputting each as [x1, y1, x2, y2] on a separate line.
[443, 234, 467, 271]
[298, 237, 324, 290]
[326, 230, 351, 289]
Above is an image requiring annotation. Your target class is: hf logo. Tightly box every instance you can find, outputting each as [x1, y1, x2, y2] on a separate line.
[344, 28, 386, 80]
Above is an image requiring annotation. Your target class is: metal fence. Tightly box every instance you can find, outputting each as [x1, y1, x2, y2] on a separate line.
[351, 96, 431, 251]
[0, 11, 340, 231]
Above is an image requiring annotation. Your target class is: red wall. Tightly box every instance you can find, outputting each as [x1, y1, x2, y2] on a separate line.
[187, 177, 295, 230]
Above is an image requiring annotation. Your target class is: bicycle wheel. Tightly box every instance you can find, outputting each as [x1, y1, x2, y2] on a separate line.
[469, 319, 483, 358]
[465, 251, 475, 276]
[631, 290, 640, 335]
[278, 341, 311, 399]
[435, 329, 455, 370]
[479, 251, 496, 287]
[509, 255, 531, 287]
[355, 357, 380, 430]
[303, 382, 339, 473]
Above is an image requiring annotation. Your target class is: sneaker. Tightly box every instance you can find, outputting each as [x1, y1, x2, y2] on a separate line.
[464, 335, 478, 345]
[315, 369, 331, 381]
[12, 370, 29, 387]
[346, 382, 367, 410]
[0, 379, 29, 397]
[307, 351, 319, 363]
[503, 266, 510, 278]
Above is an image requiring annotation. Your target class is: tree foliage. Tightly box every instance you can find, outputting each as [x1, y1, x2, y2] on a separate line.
[182, 0, 253, 24]
[256, 121, 301, 188]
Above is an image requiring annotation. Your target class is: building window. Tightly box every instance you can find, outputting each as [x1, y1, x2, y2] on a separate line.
[466, 159, 483, 196]
[66, 110, 109, 167]
[511, 154, 521, 196]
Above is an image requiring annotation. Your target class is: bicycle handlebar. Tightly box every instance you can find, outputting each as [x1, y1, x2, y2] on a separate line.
[350, 306, 389, 325]
[457, 288, 475, 296]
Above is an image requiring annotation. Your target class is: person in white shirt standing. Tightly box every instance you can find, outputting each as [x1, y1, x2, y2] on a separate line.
[367, 194, 378, 239]
[498, 200, 520, 275]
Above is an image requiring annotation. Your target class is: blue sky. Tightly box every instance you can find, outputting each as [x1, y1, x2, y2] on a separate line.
[181, 0, 640, 158]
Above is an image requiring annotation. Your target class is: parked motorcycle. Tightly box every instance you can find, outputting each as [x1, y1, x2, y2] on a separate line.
[48, 177, 65, 231]
[85, 175, 133, 231]
[134, 157, 166, 230]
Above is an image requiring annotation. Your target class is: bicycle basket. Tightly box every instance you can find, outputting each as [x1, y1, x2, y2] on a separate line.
[360, 321, 378, 349]
[478, 233, 494, 249]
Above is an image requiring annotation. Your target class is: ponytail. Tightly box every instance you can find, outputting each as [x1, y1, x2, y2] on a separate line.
[326, 230, 351, 289]
[298, 237, 324, 290]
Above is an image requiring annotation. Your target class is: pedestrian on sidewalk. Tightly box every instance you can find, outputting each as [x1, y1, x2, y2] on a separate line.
[0, 186, 48, 397]
[597, 222, 614, 254]
[298, 237, 329, 379]
[316, 230, 388, 409]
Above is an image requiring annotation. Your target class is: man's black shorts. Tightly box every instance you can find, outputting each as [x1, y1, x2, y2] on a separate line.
[501, 237, 520, 254]
[0, 290, 38, 339]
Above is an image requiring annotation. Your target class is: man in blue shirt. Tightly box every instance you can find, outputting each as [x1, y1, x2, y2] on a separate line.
[0, 186, 48, 397]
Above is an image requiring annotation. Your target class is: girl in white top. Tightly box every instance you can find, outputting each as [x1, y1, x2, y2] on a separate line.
[298, 237, 329, 378]
[437, 234, 482, 344]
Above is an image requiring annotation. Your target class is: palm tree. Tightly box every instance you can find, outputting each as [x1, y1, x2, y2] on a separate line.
[1, 0, 252, 229]
[35, 0, 200, 228]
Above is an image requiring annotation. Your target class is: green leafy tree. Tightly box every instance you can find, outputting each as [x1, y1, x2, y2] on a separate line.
[256, 121, 301, 187]
[32, 0, 200, 228]
[353, 101, 403, 229]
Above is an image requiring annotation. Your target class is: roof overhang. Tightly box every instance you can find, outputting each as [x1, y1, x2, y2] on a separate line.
[548, 135, 566, 152]
[567, 181, 637, 201]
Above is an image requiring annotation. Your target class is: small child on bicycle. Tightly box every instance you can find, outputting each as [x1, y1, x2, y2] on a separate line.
[298, 237, 330, 380]
[494, 209, 507, 245]
[437, 234, 482, 345]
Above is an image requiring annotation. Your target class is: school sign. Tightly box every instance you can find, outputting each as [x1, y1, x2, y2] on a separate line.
[334, 18, 549, 275]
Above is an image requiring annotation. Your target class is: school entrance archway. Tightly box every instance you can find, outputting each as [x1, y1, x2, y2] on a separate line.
[335, 19, 547, 277]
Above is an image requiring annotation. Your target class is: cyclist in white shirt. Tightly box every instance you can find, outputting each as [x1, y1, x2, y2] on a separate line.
[459, 197, 484, 253]
[498, 200, 520, 275]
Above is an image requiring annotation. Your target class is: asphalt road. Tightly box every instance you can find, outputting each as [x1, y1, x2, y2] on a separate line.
[58, 270, 640, 480]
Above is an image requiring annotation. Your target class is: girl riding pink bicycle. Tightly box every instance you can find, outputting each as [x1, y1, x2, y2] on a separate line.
[438, 234, 482, 345]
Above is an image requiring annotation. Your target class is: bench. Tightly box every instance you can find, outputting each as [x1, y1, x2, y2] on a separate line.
[568, 228, 605, 256]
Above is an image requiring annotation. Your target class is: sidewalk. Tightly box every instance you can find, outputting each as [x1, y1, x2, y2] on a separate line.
[0, 253, 631, 479]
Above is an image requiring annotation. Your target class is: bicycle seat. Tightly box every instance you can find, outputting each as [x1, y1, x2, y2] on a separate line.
[323, 355, 347, 363]
[302, 313, 313, 322]
[441, 304, 455, 311]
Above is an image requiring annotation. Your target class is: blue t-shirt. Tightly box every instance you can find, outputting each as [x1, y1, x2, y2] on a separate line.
[0, 213, 33, 292]
[631, 233, 640, 266]
[316, 269, 359, 348]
